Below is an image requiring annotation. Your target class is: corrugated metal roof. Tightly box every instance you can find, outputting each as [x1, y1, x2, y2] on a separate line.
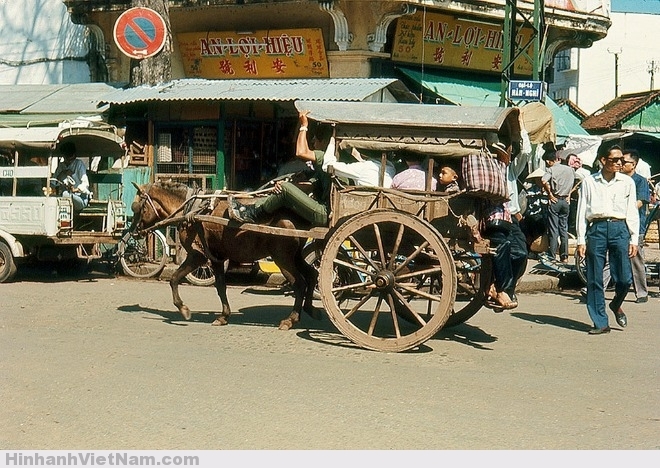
[0, 83, 120, 115]
[100, 78, 415, 105]
[295, 100, 516, 131]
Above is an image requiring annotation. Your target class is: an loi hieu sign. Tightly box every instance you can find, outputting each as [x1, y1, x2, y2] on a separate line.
[177, 28, 329, 79]
[392, 11, 534, 76]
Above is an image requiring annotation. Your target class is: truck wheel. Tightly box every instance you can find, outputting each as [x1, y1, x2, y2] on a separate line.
[0, 242, 17, 283]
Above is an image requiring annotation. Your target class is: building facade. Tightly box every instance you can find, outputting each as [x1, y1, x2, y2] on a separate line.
[60, 1, 613, 190]
[550, 0, 660, 114]
[0, 0, 94, 84]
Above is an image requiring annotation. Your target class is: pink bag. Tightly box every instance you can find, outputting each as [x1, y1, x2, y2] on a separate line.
[461, 152, 509, 202]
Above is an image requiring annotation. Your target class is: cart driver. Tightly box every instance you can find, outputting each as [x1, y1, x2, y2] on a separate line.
[51, 141, 91, 211]
[228, 110, 395, 226]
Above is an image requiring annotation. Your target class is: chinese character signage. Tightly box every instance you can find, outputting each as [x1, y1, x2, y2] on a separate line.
[177, 28, 329, 79]
[392, 11, 534, 76]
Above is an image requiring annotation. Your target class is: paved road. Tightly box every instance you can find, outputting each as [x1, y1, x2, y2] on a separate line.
[1, 271, 659, 450]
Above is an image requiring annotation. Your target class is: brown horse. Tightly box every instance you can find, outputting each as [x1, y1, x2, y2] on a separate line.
[130, 181, 319, 330]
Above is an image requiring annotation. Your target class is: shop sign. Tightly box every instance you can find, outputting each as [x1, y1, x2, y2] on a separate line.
[177, 28, 329, 79]
[392, 11, 534, 76]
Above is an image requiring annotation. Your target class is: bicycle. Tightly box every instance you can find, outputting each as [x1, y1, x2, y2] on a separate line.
[116, 224, 215, 285]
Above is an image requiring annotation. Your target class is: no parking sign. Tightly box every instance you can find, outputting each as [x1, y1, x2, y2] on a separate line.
[113, 7, 167, 59]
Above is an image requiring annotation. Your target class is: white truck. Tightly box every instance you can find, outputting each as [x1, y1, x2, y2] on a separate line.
[0, 126, 126, 282]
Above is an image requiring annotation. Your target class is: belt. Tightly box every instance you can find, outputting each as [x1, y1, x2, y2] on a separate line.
[590, 217, 625, 223]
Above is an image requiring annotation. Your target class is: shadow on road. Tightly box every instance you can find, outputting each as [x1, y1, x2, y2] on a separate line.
[434, 322, 498, 350]
[510, 311, 591, 332]
[117, 303, 219, 325]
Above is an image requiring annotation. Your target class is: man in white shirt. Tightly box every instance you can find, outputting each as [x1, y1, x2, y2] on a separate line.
[576, 145, 639, 335]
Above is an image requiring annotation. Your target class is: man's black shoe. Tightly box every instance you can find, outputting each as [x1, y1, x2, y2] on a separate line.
[588, 326, 611, 335]
[614, 310, 627, 328]
[608, 303, 627, 328]
[228, 196, 262, 223]
[636, 296, 648, 303]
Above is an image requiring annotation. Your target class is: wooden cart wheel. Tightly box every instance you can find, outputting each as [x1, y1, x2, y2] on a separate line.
[445, 254, 493, 327]
[318, 210, 456, 352]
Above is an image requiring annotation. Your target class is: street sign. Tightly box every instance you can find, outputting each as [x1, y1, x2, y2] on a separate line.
[508, 80, 546, 102]
[113, 7, 167, 60]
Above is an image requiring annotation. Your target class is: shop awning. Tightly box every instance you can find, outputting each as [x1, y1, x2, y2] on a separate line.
[396, 66, 589, 141]
[100, 78, 417, 106]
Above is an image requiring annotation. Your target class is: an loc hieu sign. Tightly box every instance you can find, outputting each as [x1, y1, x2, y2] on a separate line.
[177, 29, 329, 79]
[508, 80, 546, 101]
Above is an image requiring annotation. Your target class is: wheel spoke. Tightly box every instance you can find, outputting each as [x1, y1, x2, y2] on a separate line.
[393, 241, 430, 275]
[386, 293, 402, 338]
[344, 292, 374, 319]
[333, 257, 374, 279]
[396, 266, 444, 281]
[391, 288, 427, 327]
[397, 282, 444, 302]
[367, 295, 384, 336]
[348, 235, 381, 272]
[331, 279, 373, 294]
[372, 222, 387, 268]
[387, 223, 406, 270]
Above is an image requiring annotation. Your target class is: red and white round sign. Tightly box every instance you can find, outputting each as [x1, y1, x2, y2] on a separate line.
[113, 7, 167, 60]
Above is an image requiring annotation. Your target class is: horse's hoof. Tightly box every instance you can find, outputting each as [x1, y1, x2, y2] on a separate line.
[278, 319, 293, 331]
[212, 317, 228, 326]
[179, 306, 191, 321]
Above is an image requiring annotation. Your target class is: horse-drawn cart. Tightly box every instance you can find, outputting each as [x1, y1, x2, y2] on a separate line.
[132, 100, 520, 352]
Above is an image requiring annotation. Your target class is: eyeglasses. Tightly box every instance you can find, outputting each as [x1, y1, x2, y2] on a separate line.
[605, 157, 624, 164]
[622, 160, 635, 165]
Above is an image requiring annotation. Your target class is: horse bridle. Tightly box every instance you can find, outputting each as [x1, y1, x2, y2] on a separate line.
[130, 185, 162, 236]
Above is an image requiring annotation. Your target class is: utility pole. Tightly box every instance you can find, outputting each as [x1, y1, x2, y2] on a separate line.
[608, 47, 622, 97]
[649, 60, 659, 90]
[500, 0, 545, 106]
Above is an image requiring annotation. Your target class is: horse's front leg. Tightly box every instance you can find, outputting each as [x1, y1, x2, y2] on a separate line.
[275, 264, 306, 331]
[210, 259, 231, 326]
[170, 250, 207, 320]
[298, 251, 321, 320]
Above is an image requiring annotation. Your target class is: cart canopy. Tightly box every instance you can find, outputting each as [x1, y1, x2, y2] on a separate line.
[0, 126, 124, 159]
[295, 100, 521, 157]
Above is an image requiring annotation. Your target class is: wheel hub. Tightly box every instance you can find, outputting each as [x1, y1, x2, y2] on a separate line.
[374, 269, 396, 291]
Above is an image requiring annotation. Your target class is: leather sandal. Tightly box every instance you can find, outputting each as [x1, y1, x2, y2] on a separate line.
[486, 291, 518, 310]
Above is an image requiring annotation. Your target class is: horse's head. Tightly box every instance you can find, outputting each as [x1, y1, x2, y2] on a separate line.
[129, 182, 165, 234]
[129, 181, 193, 234]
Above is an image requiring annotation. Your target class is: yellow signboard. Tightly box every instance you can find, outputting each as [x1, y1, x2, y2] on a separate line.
[177, 28, 329, 79]
[392, 11, 534, 76]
